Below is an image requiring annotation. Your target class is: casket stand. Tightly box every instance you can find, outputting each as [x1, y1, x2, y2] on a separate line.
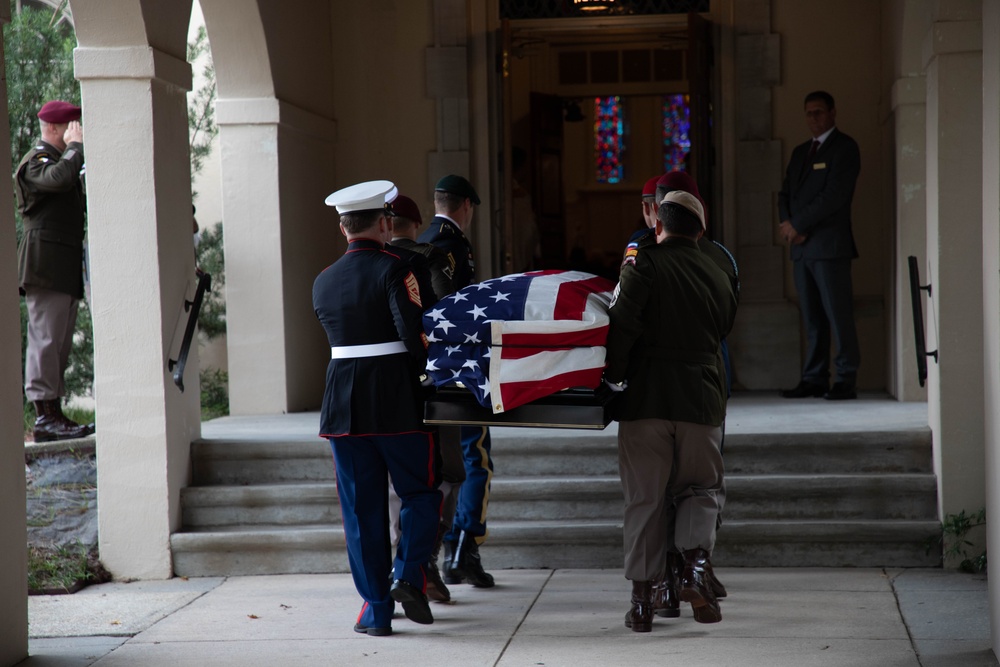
[423, 384, 617, 430]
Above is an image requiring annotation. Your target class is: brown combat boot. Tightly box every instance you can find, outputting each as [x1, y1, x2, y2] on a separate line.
[624, 580, 653, 632]
[679, 548, 721, 624]
[33, 400, 95, 443]
[425, 522, 451, 602]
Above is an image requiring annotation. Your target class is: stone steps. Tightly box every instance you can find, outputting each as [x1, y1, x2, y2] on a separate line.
[171, 425, 941, 575]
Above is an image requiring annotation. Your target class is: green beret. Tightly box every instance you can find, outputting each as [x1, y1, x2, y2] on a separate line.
[434, 174, 480, 205]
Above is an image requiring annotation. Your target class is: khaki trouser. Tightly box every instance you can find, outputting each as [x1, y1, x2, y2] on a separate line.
[24, 286, 79, 402]
[618, 418, 724, 581]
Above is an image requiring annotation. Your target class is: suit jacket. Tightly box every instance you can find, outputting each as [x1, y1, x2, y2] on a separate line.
[605, 236, 737, 427]
[15, 140, 87, 297]
[417, 215, 475, 290]
[313, 239, 428, 437]
[778, 128, 860, 261]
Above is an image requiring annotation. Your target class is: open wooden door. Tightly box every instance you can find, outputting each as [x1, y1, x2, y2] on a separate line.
[530, 91, 566, 269]
[687, 11, 714, 234]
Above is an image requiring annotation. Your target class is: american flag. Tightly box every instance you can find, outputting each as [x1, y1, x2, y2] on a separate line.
[423, 270, 615, 413]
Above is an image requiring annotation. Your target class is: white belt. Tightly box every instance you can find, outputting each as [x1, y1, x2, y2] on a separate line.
[330, 341, 407, 359]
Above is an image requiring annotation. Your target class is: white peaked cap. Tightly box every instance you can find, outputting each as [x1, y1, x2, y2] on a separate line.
[325, 180, 396, 213]
[660, 190, 706, 230]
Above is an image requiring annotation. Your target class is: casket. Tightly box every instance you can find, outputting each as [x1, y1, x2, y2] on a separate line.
[423, 384, 617, 430]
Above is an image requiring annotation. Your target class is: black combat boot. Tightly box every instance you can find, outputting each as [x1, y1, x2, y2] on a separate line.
[425, 522, 451, 601]
[679, 548, 721, 623]
[33, 400, 95, 442]
[624, 580, 653, 632]
[448, 529, 494, 588]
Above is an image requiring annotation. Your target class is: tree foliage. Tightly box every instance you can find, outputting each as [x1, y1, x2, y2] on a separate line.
[187, 25, 218, 180]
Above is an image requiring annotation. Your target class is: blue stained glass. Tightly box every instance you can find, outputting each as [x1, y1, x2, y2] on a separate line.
[662, 94, 691, 173]
[595, 96, 624, 184]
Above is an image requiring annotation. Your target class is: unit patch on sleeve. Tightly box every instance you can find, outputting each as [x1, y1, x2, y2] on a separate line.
[404, 271, 422, 307]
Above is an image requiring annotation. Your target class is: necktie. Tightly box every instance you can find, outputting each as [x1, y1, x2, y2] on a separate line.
[801, 140, 820, 176]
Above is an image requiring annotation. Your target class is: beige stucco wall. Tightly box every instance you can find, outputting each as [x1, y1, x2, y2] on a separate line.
[981, 0, 1000, 651]
[772, 0, 888, 391]
[0, 3, 28, 660]
[330, 1, 437, 222]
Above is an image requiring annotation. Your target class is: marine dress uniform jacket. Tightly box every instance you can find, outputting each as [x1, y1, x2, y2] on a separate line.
[15, 140, 86, 298]
[418, 215, 474, 289]
[313, 239, 429, 437]
[605, 237, 737, 427]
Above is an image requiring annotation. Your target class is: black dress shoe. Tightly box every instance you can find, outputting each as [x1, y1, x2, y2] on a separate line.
[824, 382, 857, 400]
[389, 579, 434, 625]
[780, 381, 827, 398]
[353, 622, 392, 636]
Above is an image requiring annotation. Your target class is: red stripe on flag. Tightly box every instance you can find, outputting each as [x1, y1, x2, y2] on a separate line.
[552, 276, 615, 320]
[498, 367, 604, 411]
[503, 325, 609, 349]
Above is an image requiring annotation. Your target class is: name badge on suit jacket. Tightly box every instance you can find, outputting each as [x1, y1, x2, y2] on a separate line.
[813, 162, 827, 170]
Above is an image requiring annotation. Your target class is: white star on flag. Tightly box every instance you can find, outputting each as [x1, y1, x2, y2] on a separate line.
[426, 331, 441, 342]
[451, 369, 463, 379]
[450, 292, 469, 303]
[426, 358, 440, 372]
[490, 292, 510, 303]
[426, 307, 446, 321]
[445, 345, 461, 356]
[435, 320, 455, 334]
[464, 332, 481, 344]
[467, 305, 488, 320]
[473, 283, 493, 291]
[462, 359, 480, 371]
[478, 378, 491, 397]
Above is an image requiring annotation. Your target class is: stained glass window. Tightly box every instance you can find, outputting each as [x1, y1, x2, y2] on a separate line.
[595, 96, 624, 184]
[662, 93, 691, 173]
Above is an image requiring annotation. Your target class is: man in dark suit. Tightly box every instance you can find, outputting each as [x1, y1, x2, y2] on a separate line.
[16, 100, 95, 442]
[315, 180, 442, 636]
[778, 91, 861, 401]
[418, 175, 496, 589]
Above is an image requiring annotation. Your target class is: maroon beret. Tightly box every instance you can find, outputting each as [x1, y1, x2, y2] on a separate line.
[389, 194, 423, 225]
[37, 100, 81, 124]
[641, 175, 662, 198]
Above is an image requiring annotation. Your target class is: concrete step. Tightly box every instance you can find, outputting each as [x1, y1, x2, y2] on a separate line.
[179, 472, 937, 529]
[170, 517, 941, 576]
[190, 428, 933, 485]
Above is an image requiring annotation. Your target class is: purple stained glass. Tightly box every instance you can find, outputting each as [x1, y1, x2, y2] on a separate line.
[595, 96, 624, 184]
[662, 93, 691, 173]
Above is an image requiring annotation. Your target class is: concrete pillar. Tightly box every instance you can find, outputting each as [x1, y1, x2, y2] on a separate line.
[923, 2, 985, 539]
[724, 0, 801, 390]
[0, 2, 29, 660]
[74, 43, 199, 579]
[980, 0, 1000, 652]
[216, 99, 336, 414]
[891, 75, 928, 401]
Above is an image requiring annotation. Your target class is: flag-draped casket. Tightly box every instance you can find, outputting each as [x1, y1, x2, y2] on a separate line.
[422, 270, 616, 424]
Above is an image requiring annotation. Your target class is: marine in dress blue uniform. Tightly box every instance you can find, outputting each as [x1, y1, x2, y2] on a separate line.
[418, 174, 496, 588]
[314, 180, 442, 636]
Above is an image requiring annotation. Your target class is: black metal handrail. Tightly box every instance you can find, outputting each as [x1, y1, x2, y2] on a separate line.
[907, 256, 938, 387]
[168, 268, 212, 392]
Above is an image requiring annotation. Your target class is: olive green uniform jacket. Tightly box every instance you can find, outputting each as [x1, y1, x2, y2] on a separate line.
[605, 236, 738, 427]
[15, 140, 86, 298]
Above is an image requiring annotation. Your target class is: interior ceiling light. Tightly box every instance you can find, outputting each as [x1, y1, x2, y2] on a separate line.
[572, 0, 616, 12]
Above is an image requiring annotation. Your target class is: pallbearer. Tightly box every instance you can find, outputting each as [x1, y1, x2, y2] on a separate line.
[314, 180, 441, 637]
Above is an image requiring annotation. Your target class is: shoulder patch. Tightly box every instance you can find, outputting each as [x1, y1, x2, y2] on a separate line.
[34, 153, 51, 163]
[404, 271, 422, 308]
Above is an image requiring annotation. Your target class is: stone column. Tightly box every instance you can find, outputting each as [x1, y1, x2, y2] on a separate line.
[0, 1, 29, 659]
[923, 3, 985, 533]
[75, 45, 198, 579]
[724, 0, 801, 389]
[980, 0, 1000, 647]
[891, 76, 928, 401]
[217, 99, 336, 414]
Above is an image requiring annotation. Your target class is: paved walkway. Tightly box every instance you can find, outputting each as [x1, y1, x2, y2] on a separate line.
[24, 568, 995, 666]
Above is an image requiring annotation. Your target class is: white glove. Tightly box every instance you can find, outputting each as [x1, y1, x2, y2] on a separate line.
[419, 373, 435, 388]
[604, 378, 627, 392]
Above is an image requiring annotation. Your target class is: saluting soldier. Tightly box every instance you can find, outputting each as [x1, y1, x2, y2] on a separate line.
[418, 174, 496, 589]
[16, 100, 94, 442]
[314, 180, 442, 637]
[605, 191, 737, 633]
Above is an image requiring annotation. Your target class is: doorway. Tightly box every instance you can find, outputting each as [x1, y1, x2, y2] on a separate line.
[498, 12, 713, 279]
